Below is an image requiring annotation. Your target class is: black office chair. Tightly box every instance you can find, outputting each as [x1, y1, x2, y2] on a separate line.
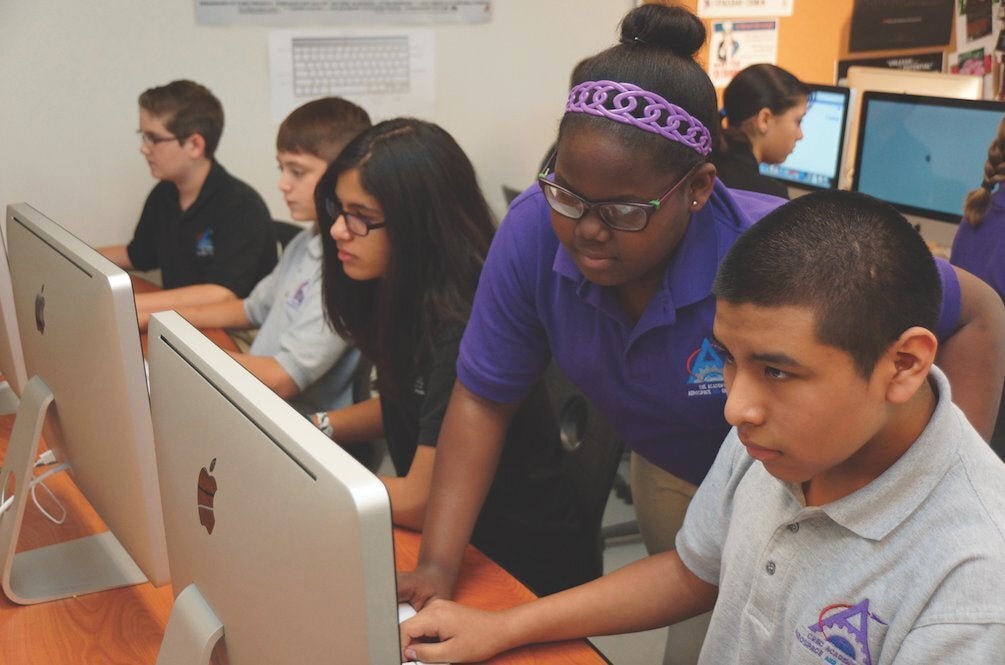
[543, 363, 635, 575]
[502, 185, 523, 206]
[273, 220, 304, 260]
[343, 355, 386, 473]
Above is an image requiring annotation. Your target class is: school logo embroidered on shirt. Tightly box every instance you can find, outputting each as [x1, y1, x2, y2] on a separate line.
[794, 599, 887, 665]
[195, 229, 215, 258]
[286, 280, 309, 309]
[686, 337, 725, 397]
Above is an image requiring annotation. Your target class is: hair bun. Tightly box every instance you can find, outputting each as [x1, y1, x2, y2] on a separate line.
[618, 4, 705, 59]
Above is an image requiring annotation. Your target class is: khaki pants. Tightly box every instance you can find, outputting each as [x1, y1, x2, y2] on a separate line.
[630, 452, 711, 665]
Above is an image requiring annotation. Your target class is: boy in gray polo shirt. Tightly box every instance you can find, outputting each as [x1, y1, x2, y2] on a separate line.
[399, 190, 1005, 665]
[170, 97, 371, 416]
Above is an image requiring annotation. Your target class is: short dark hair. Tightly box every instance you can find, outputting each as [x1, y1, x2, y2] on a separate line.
[718, 63, 809, 152]
[712, 190, 942, 377]
[276, 97, 372, 163]
[139, 80, 224, 158]
[559, 3, 718, 179]
[316, 118, 495, 399]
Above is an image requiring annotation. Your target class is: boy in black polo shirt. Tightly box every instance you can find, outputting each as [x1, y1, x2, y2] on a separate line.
[100, 80, 275, 319]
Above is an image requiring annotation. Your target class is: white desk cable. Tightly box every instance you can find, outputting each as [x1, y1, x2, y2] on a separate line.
[0, 451, 69, 523]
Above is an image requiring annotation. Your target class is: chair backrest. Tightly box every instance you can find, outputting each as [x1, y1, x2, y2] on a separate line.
[273, 220, 305, 259]
[501, 185, 523, 206]
[344, 354, 386, 473]
[543, 362, 624, 569]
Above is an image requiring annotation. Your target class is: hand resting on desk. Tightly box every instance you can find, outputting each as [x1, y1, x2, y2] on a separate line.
[396, 563, 455, 611]
[399, 602, 449, 665]
[400, 599, 512, 664]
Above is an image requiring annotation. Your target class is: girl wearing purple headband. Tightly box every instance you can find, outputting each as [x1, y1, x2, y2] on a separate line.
[399, 4, 1005, 662]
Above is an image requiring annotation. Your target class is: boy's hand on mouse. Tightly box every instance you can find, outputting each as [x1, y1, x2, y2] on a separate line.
[396, 564, 454, 610]
[400, 599, 515, 664]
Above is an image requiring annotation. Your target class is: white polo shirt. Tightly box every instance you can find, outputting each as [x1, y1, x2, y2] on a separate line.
[677, 366, 1005, 664]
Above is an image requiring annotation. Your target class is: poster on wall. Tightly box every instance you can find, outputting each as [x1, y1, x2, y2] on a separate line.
[196, 0, 491, 25]
[708, 19, 778, 87]
[268, 28, 435, 123]
[849, 0, 954, 52]
[950, 0, 1002, 98]
[696, 0, 793, 18]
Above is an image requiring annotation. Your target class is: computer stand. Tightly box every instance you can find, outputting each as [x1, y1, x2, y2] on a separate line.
[0, 380, 18, 416]
[0, 376, 147, 604]
[156, 583, 225, 665]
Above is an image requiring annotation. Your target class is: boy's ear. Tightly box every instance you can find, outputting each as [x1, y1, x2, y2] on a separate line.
[883, 326, 938, 405]
[183, 133, 207, 159]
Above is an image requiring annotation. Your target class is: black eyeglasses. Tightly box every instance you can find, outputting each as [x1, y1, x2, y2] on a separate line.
[325, 197, 387, 237]
[137, 130, 181, 147]
[537, 153, 696, 232]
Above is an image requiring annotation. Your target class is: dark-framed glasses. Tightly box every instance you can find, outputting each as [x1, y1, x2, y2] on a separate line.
[324, 197, 387, 237]
[137, 130, 181, 146]
[537, 154, 696, 232]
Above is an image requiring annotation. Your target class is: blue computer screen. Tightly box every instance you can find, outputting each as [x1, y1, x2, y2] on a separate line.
[760, 85, 850, 190]
[852, 92, 1004, 222]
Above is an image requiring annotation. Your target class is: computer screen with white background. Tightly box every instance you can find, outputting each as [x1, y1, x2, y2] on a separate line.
[760, 84, 850, 191]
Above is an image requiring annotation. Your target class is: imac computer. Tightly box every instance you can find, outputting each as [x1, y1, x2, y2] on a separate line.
[852, 92, 1005, 223]
[0, 202, 169, 604]
[759, 84, 850, 191]
[147, 311, 401, 664]
[841, 66, 984, 188]
[0, 226, 27, 414]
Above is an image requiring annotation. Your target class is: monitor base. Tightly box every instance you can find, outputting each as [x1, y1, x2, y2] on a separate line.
[0, 376, 148, 604]
[156, 583, 225, 665]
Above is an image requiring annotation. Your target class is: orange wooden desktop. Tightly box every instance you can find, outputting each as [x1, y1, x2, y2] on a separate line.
[0, 287, 608, 664]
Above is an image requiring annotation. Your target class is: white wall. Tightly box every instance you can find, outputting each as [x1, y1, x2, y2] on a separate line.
[0, 1, 632, 246]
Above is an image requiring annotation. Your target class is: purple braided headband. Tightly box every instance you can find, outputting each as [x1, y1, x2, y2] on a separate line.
[566, 80, 712, 157]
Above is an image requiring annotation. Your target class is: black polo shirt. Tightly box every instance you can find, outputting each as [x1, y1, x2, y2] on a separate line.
[711, 137, 791, 200]
[127, 161, 276, 296]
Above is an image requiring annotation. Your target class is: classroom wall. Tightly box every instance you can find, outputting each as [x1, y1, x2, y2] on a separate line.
[0, 1, 632, 247]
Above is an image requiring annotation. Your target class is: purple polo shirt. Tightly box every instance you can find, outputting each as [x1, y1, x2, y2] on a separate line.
[951, 186, 1005, 304]
[458, 181, 963, 486]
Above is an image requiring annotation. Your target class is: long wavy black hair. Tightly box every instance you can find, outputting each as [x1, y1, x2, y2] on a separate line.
[316, 118, 495, 401]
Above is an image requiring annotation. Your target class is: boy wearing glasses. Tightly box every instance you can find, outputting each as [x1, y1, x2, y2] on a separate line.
[100, 79, 276, 318]
[163, 97, 372, 421]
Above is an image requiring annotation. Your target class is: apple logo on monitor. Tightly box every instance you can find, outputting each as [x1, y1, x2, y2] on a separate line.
[197, 458, 218, 535]
[34, 284, 45, 334]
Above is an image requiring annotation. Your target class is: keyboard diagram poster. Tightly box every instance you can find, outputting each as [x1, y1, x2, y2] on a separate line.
[196, 1, 491, 25]
[268, 28, 435, 123]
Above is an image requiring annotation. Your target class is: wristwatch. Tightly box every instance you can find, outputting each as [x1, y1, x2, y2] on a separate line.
[312, 411, 334, 438]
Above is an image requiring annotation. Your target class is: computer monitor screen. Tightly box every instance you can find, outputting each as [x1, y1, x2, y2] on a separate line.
[852, 92, 1005, 223]
[0, 223, 27, 407]
[147, 311, 400, 664]
[759, 84, 850, 190]
[3, 202, 168, 600]
[842, 66, 984, 187]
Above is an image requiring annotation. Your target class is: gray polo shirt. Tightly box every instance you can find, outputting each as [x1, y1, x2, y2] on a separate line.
[243, 229, 357, 415]
[678, 366, 1005, 664]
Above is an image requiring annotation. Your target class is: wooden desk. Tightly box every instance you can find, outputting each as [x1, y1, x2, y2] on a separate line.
[0, 301, 608, 664]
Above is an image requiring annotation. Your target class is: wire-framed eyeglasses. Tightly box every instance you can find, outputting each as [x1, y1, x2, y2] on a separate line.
[137, 130, 181, 147]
